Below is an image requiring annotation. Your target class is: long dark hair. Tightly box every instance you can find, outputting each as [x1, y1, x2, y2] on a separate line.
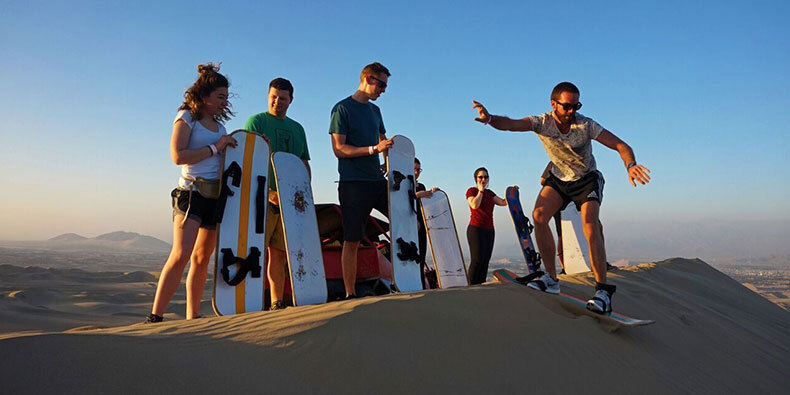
[178, 63, 234, 122]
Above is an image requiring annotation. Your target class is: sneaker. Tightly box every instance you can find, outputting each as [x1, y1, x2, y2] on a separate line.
[143, 314, 163, 324]
[586, 289, 612, 314]
[270, 301, 287, 311]
[344, 294, 358, 300]
[526, 272, 560, 294]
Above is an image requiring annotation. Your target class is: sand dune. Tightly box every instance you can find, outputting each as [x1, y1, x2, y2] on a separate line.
[1, 258, 788, 394]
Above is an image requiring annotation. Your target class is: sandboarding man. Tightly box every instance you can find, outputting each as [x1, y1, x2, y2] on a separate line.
[414, 157, 439, 288]
[329, 62, 394, 299]
[472, 82, 651, 313]
[245, 78, 311, 311]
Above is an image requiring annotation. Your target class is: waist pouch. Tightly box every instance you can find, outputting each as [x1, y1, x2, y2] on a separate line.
[182, 177, 220, 199]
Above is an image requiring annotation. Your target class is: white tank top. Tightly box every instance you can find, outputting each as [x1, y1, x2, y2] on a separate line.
[174, 110, 226, 188]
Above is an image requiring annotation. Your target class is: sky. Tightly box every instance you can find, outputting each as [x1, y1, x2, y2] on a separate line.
[1, 0, 789, 259]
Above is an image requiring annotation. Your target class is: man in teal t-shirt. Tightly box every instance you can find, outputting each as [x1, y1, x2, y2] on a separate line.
[245, 77, 310, 311]
[329, 62, 394, 299]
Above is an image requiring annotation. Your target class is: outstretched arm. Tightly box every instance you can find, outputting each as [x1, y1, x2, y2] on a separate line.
[472, 100, 535, 132]
[595, 130, 651, 186]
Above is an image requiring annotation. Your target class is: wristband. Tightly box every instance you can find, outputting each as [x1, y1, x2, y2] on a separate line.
[485, 115, 493, 125]
[368, 146, 374, 155]
[626, 161, 636, 169]
[209, 144, 218, 156]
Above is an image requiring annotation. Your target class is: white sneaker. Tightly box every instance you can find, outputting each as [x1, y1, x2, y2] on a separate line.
[586, 289, 612, 314]
[526, 272, 560, 294]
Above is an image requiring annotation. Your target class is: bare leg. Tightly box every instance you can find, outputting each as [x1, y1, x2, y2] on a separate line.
[553, 212, 565, 271]
[267, 247, 288, 304]
[151, 216, 200, 316]
[532, 187, 564, 279]
[185, 227, 216, 319]
[580, 201, 607, 284]
[342, 240, 360, 296]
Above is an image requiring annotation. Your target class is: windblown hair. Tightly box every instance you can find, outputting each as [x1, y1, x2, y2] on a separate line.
[269, 77, 294, 99]
[179, 63, 234, 122]
[360, 62, 391, 81]
[550, 82, 580, 101]
[473, 167, 489, 180]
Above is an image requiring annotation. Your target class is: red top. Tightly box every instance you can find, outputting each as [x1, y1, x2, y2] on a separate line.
[466, 187, 496, 229]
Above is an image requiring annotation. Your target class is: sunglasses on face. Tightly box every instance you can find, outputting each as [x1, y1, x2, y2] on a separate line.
[554, 100, 582, 111]
[477, 175, 489, 179]
[367, 75, 388, 89]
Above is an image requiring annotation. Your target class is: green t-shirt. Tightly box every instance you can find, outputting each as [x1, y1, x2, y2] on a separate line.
[245, 112, 310, 191]
[328, 96, 386, 181]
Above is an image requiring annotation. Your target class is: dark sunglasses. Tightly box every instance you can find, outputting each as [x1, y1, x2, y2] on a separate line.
[554, 100, 582, 111]
[477, 175, 489, 179]
[367, 75, 388, 89]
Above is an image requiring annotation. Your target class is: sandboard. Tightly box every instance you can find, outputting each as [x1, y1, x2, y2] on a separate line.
[386, 135, 422, 292]
[272, 152, 327, 306]
[504, 186, 542, 273]
[558, 205, 591, 274]
[212, 130, 269, 316]
[493, 269, 654, 327]
[420, 189, 468, 288]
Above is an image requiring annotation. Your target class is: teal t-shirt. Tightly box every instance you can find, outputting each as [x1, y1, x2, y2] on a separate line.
[245, 112, 310, 191]
[328, 96, 386, 181]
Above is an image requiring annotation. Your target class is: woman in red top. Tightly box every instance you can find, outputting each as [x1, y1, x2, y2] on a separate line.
[466, 167, 507, 284]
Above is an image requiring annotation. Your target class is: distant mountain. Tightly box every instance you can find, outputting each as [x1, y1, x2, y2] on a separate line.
[8, 231, 173, 253]
[48, 233, 88, 242]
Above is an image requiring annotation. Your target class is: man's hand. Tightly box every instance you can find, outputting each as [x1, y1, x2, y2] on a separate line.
[377, 137, 394, 153]
[628, 164, 651, 187]
[268, 190, 279, 206]
[472, 100, 491, 124]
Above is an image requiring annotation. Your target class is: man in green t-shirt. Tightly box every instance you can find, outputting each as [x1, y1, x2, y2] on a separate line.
[245, 78, 311, 310]
[329, 62, 394, 299]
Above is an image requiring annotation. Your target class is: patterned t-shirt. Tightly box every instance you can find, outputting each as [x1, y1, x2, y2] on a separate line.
[525, 112, 604, 182]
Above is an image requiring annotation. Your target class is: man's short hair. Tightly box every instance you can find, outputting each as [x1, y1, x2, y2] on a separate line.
[414, 157, 421, 165]
[551, 82, 580, 101]
[360, 62, 391, 81]
[269, 77, 294, 99]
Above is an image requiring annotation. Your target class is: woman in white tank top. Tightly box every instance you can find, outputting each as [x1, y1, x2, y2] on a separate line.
[146, 63, 238, 323]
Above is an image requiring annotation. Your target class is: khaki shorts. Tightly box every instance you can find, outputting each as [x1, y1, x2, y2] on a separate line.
[266, 204, 286, 251]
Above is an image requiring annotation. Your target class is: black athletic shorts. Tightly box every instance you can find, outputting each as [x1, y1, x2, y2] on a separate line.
[338, 180, 388, 242]
[543, 170, 605, 211]
[171, 188, 219, 229]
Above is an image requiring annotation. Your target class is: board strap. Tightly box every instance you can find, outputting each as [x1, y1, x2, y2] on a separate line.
[215, 161, 242, 223]
[395, 237, 419, 263]
[220, 247, 262, 286]
[254, 175, 266, 234]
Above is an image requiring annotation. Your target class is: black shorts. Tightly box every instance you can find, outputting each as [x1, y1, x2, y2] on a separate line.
[338, 180, 388, 242]
[543, 170, 605, 211]
[171, 188, 219, 229]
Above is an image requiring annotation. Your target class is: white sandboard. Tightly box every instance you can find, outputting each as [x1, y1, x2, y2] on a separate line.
[559, 205, 591, 275]
[212, 131, 269, 316]
[272, 152, 327, 306]
[420, 190, 468, 288]
[386, 135, 422, 292]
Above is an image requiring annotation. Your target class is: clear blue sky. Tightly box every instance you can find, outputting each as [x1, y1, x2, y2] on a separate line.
[1, 0, 788, 257]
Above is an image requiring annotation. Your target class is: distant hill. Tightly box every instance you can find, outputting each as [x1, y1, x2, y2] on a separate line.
[3, 231, 171, 253]
[48, 233, 88, 242]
